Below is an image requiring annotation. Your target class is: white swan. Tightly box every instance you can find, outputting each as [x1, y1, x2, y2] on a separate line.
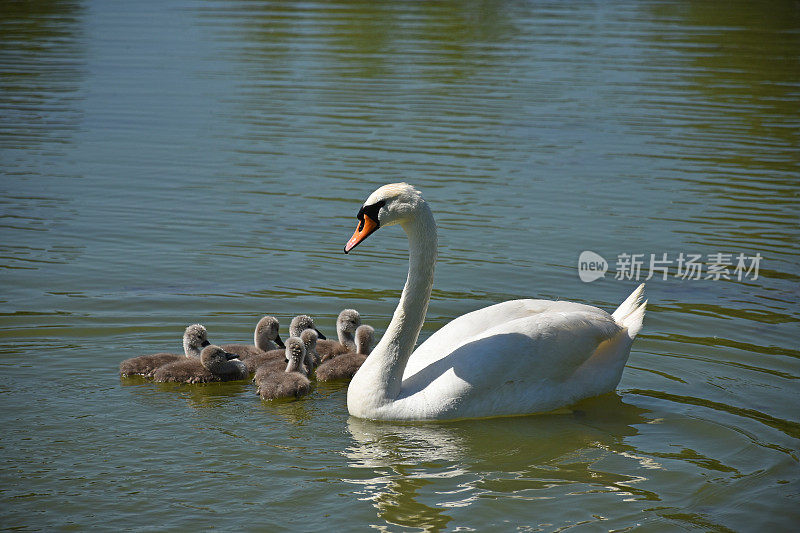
[343, 183, 646, 421]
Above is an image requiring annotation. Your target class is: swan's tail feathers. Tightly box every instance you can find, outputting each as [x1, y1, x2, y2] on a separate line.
[612, 284, 646, 339]
[621, 299, 646, 340]
[611, 283, 645, 323]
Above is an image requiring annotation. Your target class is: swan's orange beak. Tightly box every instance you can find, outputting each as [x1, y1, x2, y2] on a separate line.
[344, 214, 379, 254]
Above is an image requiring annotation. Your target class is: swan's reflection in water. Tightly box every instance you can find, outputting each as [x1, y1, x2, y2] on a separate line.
[344, 394, 654, 531]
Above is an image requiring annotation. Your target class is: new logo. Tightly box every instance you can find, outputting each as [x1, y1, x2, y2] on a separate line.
[578, 251, 608, 282]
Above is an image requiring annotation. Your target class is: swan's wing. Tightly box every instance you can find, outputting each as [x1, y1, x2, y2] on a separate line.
[396, 309, 623, 419]
[405, 299, 610, 378]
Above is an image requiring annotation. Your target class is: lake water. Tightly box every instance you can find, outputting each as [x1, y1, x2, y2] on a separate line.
[1, 0, 798, 530]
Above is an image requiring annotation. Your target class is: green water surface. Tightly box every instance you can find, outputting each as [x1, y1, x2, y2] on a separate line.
[1, 1, 798, 531]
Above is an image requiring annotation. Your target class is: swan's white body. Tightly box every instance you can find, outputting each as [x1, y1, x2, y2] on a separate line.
[345, 183, 646, 421]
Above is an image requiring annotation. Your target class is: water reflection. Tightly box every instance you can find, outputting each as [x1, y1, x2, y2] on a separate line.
[344, 394, 652, 531]
[120, 378, 252, 408]
[0, 0, 86, 282]
[197, 0, 536, 208]
[643, 0, 799, 261]
[0, 0, 85, 149]
[124, 377, 316, 426]
[629, 388, 800, 443]
[251, 392, 316, 426]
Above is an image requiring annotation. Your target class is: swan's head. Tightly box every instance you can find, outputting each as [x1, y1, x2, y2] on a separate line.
[255, 315, 284, 349]
[336, 308, 361, 336]
[289, 315, 327, 340]
[183, 324, 211, 357]
[344, 182, 425, 253]
[284, 337, 307, 375]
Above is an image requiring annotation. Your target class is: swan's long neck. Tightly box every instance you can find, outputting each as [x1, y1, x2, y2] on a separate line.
[349, 203, 437, 412]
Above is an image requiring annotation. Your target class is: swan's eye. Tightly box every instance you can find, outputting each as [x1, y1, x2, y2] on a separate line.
[356, 200, 386, 230]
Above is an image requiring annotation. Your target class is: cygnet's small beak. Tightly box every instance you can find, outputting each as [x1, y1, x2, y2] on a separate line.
[344, 214, 379, 254]
[224, 351, 238, 360]
[275, 334, 285, 349]
[314, 328, 326, 340]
